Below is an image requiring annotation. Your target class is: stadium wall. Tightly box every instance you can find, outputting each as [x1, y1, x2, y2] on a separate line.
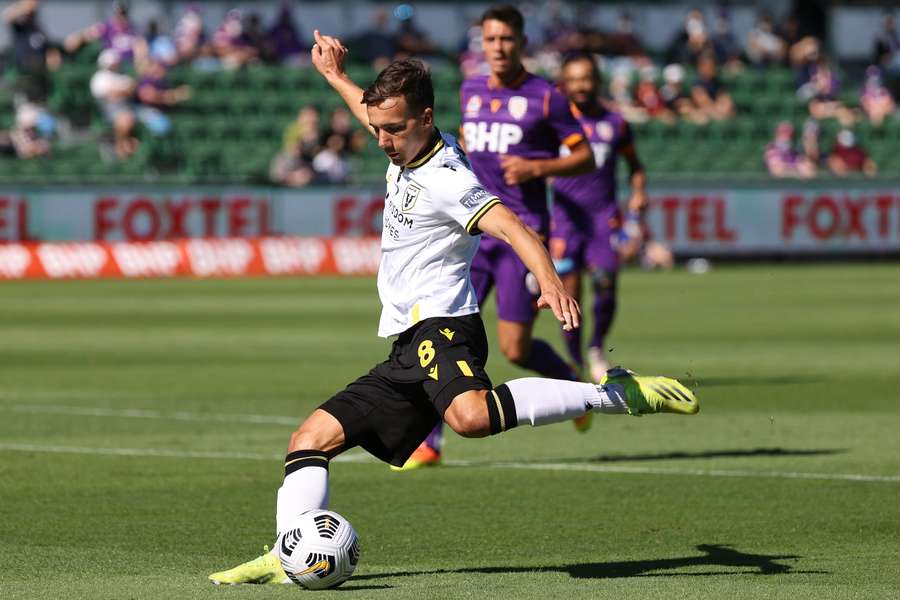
[1, 181, 898, 280]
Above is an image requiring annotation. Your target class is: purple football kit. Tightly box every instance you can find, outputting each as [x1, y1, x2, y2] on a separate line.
[551, 105, 634, 365]
[551, 105, 633, 275]
[460, 70, 585, 324]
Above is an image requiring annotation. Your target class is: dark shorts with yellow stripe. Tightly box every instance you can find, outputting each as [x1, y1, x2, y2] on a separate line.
[319, 313, 492, 467]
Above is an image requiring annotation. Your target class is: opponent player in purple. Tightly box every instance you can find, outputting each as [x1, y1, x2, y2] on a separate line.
[551, 52, 648, 384]
[396, 5, 595, 469]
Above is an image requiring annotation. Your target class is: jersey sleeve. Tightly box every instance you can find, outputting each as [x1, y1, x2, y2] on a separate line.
[618, 119, 635, 150]
[432, 160, 502, 235]
[545, 87, 586, 150]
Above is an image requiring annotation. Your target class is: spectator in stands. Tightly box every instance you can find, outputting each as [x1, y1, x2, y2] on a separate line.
[146, 18, 177, 67]
[242, 12, 275, 64]
[312, 133, 351, 183]
[608, 69, 647, 123]
[635, 66, 676, 123]
[4, 0, 61, 107]
[458, 20, 487, 78]
[861, 66, 895, 127]
[692, 51, 735, 121]
[612, 12, 647, 59]
[65, 0, 146, 65]
[267, 3, 305, 65]
[789, 35, 820, 86]
[174, 5, 206, 64]
[396, 13, 440, 59]
[212, 9, 257, 69]
[801, 117, 821, 167]
[90, 49, 138, 158]
[6, 104, 50, 159]
[135, 59, 191, 136]
[668, 9, 711, 67]
[745, 11, 786, 66]
[827, 129, 877, 177]
[710, 8, 742, 73]
[660, 63, 704, 124]
[270, 106, 321, 187]
[323, 107, 367, 155]
[802, 57, 855, 124]
[764, 121, 816, 179]
[874, 12, 900, 74]
[352, 7, 398, 70]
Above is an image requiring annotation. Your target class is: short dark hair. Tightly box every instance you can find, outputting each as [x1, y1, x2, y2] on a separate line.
[481, 4, 524, 36]
[562, 51, 600, 79]
[362, 59, 434, 115]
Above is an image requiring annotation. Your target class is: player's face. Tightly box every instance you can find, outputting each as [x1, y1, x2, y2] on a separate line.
[561, 58, 599, 109]
[482, 19, 524, 79]
[367, 96, 434, 166]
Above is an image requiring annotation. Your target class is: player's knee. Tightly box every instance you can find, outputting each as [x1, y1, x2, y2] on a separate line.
[589, 268, 617, 291]
[444, 391, 490, 438]
[287, 411, 345, 453]
[499, 339, 529, 366]
[288, 429, 327, 453]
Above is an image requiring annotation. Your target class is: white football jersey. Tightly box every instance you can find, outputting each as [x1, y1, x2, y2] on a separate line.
[377, 131, 501, 337]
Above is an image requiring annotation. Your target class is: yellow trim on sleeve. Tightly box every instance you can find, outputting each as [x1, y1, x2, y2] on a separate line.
[562, 132, 585, 149]
[465, 198, 502, 234]
[410, 303, 421, 325]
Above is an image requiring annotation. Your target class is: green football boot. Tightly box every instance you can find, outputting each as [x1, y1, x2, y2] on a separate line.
[208, 545, 290, 585]
[601, 367, 699, 415]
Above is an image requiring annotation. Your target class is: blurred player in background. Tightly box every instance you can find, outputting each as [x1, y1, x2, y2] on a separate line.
[400, 4, 596, 468]
[551, 51, 648, 384]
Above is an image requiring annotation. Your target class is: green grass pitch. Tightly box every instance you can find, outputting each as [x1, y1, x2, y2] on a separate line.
[1, 264, 899, 599]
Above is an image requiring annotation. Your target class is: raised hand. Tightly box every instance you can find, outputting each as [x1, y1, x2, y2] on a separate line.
[311, 29, 348, 81]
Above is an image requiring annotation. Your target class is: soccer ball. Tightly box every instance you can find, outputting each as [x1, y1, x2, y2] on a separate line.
[276, 509, 360, 590]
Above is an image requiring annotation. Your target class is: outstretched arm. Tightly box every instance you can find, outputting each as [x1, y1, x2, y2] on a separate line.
[310, 29, 375, 137]
[476, 204, 580, 331]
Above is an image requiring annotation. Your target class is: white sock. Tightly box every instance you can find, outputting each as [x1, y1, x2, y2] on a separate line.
[504, 377, 627, 427]
[275, 451, 330, 537]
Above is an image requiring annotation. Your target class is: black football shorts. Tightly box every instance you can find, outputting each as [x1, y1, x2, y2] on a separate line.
[320, 313, 492, 467]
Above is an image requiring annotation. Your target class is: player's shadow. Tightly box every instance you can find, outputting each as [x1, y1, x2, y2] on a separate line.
[573, 447, 845, 464]
[354, 544, 827, 582]
[691, 375, 822, 388]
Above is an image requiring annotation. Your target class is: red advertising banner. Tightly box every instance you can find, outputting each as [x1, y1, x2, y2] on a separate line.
[0, 237, 381, 280]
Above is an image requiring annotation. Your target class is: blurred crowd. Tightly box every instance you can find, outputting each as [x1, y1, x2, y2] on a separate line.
[459, 5, 896, 179]
[2, 0, 898, 182]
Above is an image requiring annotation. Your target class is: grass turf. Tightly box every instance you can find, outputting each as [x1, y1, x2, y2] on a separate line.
[1, 264, 899, 599]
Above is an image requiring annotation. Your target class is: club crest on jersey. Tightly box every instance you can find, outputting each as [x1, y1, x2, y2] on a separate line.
[465, 95, 482, 117]
[508, 96, 528, 120]
[597, 121, 614, 141]
[402, 183, 422, 212]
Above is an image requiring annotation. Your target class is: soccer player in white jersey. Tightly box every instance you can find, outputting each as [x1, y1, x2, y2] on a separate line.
[208, 30, 698, 585]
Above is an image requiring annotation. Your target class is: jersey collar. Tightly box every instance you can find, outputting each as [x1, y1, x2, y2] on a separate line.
[405, 128, 444, 169]
[488, 67, 529, 90]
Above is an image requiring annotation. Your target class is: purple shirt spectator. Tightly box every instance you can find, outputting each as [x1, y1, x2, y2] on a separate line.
[268, 4, 305, 62]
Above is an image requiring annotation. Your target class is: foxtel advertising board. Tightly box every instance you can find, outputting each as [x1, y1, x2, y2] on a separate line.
[1, 184, 900, 254]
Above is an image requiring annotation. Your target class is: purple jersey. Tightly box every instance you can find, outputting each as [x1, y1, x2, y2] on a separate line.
[99, 18, 140, 63]
[460, 71, 585, 235]
[552, 105, 633, 213]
